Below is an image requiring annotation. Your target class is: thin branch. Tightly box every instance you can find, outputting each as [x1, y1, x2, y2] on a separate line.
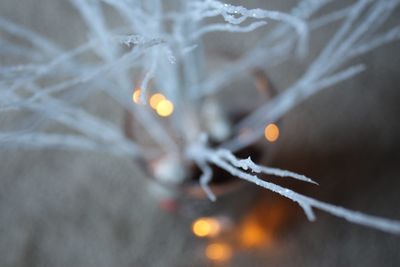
[189, 143, 400, 235]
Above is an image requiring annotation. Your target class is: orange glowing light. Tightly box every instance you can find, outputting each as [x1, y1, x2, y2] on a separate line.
[205, 243, 232, 262]
[132, 89, 142, 104]
[156, 99, 174, 117]
[149, 93, 166, 109]
[264, 123, 279, 142]
[240, 218, 271, 248]
[192, 217, 221, 238]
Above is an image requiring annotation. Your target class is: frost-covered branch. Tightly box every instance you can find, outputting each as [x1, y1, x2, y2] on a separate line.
[188, 140, 400, 235]
[215, 148, 318, 185]
[200, 0, 308, 44]
[189, 0, 335, 98]
[190, 21, 267, 40]
[0, 17, 61, 56]
[0, 132, 98, 150]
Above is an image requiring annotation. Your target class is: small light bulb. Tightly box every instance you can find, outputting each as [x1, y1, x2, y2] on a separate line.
[156, 99, 174, 117]
[264, 123, 279, 142]
[192, 217, 221, 238]
[149, 93, 166, 109]
[132, 89, 141, 104]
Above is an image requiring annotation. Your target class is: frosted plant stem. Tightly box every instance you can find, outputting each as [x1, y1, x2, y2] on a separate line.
[190, 21, 267, 40]
[25, 40, 161, 102]
[0, 40, 42, 61]
[194, 158, 216, 201]
[189, 0, 347, 99]
[350, 26, 400, 56]
[0, 132, 98, 150]
[190, 144, 400, 235]
[140, 49, 159, 104]
[0, 131, 141, 157]
[8, 41, 95, 92]
[216, 148, 318, 185]
[206, 0, 308, 50]
[0, 17, 60, 55]
[26, 101, 140, 156]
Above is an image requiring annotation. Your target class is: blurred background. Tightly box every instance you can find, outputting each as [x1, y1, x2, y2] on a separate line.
[1, 0, 400, 266]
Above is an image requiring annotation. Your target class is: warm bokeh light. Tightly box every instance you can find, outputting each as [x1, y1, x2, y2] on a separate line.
[132, 88, 142, 104]
[149, 93, 165, 109]
[156, 99, 174, 117]
[240, 216, 271, 248]
[192, 217, 221, 238]
[205, 243, 232, 262]
[264, 123, 279, 142]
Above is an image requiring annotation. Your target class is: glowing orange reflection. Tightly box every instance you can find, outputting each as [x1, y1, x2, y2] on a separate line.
[205, 243, 232, 262]
[192, 217, 221, 238]
[240, 216, 272, 248]
[156, 99, 174, 117]
[149, 93, 165, 109]
[264, 123, 279, 142]
[132, 88, 142, 104]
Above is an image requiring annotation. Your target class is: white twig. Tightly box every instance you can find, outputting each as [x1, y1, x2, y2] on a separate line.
[216, 149, 318, 185]
[188, 143, 400, 235]
[191, 21, 267, 40]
